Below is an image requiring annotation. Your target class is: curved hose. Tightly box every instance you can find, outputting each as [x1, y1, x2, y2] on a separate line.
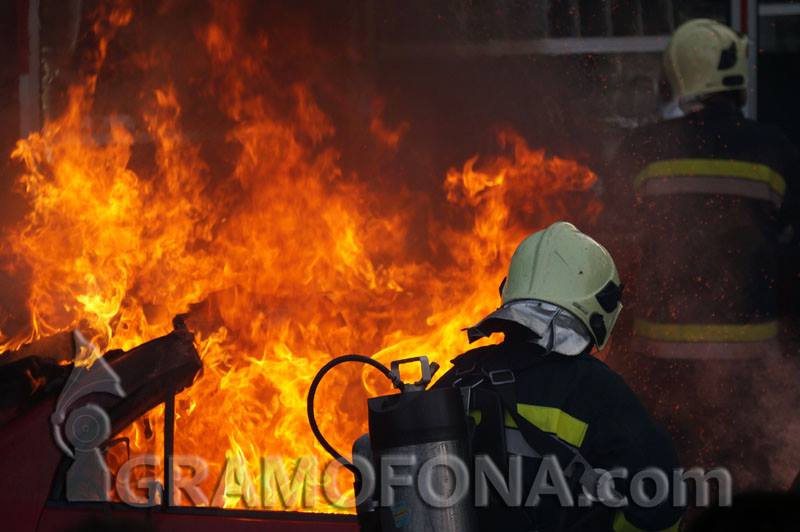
[306, 354, 401, 477]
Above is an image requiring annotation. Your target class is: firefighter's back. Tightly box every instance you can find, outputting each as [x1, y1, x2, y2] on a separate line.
[439, 342, 684, 531]
[626, 102, 798, 359]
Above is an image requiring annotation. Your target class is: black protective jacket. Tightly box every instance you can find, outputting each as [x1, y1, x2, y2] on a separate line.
[607, 102, 800, 358]
[436, 340, 684, 532]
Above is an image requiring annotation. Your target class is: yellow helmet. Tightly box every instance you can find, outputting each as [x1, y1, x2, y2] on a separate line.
[500, 222, 622, 351]
[663, 19, 748, 103]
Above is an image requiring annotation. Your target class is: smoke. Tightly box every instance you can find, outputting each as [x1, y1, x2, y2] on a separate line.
[749, 354, 800, 489]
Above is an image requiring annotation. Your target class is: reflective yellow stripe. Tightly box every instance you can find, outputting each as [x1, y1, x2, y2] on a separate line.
[469, 410, 482, 426]
[634, 319, 779, 343]
[503, 404, 588, 448]
[613, 512, 681, 532]
[634, 158, 786, 196]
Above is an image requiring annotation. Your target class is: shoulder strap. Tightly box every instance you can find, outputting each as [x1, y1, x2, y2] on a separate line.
[476, 356, 602, 498]
[490, 372, 577, 466]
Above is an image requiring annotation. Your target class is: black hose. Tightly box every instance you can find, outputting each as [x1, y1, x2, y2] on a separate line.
[306, 354, 401, 478]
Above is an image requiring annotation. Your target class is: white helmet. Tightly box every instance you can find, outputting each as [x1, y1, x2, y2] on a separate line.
[663, 19, 748, 104]
[469, 222, 622, 352]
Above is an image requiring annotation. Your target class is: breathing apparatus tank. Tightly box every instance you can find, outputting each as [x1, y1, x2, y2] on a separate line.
[307, 354, 478, 532]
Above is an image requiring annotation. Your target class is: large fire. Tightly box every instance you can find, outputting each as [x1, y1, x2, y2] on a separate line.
[0, 0, 600, 512]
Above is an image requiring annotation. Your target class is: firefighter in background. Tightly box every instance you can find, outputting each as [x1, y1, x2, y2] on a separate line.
[436, 222, 684, 532]
[607, 19, 800, 487]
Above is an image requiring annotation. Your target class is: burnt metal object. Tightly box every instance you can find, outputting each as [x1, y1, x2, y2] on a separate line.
[0, 320, 201, 530]
[0, 354, 72, 426]
[99, 319, 201, 436]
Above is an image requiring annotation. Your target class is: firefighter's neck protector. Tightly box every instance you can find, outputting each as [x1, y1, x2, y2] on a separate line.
[466, 299, 592, 356]
[476, 222, 622, 351]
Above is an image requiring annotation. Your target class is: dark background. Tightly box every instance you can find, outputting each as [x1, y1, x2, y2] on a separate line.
[1, 0, 799, 337]
[2, 0, 799, 220]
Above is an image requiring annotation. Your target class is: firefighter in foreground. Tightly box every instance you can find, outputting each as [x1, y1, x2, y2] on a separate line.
[435, 221, 684, 531]
[606, 19, 800, 486]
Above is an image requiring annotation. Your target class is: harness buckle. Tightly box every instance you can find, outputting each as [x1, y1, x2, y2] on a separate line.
[488, 369, 515, 385]
[455, 363, 476, 376]
[453, 373, 485, 414]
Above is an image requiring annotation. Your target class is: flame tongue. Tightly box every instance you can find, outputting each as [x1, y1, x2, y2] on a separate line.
[0, 0, 600, 512]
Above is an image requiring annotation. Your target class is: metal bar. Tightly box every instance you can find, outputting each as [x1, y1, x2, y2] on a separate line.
[662, 0, 675, 33]
[379, 35, 670, 59]
[568, 0, 581, 37]
[45, 500, 358, 522]
[18, 0, 42, 137]
[533, 0, 548, 38]
[746, 0, 758, 119]
[164, 388, 175, 507]
[602, 0, 613, 36]
[634, 0, 644, 35]
[451, 0, 469, 37]
[731, 0, 743, 31]
[759, 3, 800, 16]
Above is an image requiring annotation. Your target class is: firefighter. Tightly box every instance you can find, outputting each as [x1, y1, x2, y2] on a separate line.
[436, 222, 684, 532]
[606, 19, 800, 487]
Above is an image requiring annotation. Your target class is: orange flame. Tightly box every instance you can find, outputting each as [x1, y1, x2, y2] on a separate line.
[0, 1, 600, 512]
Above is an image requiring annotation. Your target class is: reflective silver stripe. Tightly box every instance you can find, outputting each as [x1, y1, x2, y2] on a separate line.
[505, 427, 540, 457]
[506, 430, 603, 499]
[640, 175, 783, 207]
[633, 336, 782, 360]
